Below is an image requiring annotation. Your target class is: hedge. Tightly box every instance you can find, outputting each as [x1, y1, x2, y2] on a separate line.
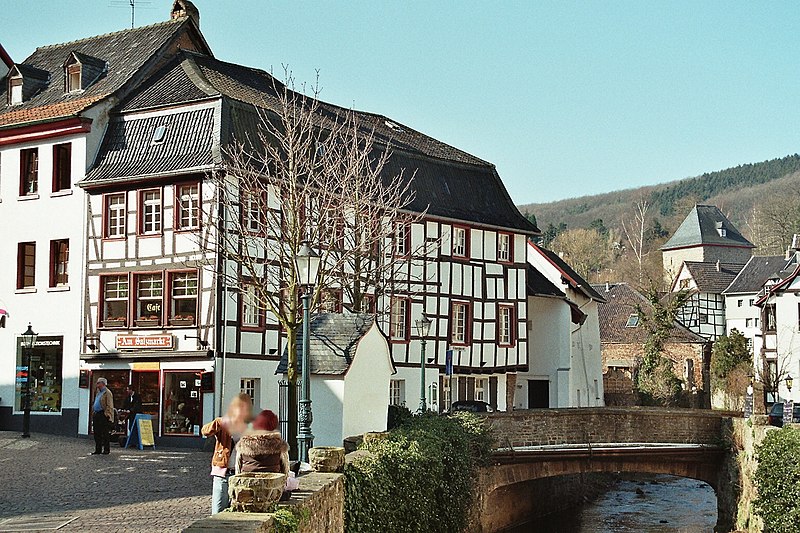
[344, 412, 493, 532]
[754, 426, 800, 532]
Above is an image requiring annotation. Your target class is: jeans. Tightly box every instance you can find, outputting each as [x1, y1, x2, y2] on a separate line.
[211, 475, 230, 514]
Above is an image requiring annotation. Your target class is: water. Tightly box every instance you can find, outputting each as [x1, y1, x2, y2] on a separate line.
[508, 474, 717, 532]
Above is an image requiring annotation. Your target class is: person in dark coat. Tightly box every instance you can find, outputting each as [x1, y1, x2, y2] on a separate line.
[122, 386, 142, 430]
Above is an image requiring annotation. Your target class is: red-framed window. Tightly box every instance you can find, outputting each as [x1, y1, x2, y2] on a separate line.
[138, 188, 162, 235]
[52, 143, 72, 193]
[175, 183, 200, 230]
[168, 270, 198, 326]
[49, 239, 69, 287]
[394, 222, 411, 257]
[104, 192, 127, 238]
[134, 272, 164, 326]
[497, 304, 515, 347]
[100, 274, 129, 328]
[452, 225, 469, 259]
[19, 148, 38, 196]
[389, 297, 410, 343]
[241, 282, 265, 331]
[450, 301, 471, 346]
[320, 289, 343, 313]
[17, 242, 36, 289]
[497, 232, 513, 263]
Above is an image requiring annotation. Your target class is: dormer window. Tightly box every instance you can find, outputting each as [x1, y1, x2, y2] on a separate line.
[66, 64, 81, 93]
[625, 313, 640, 328]
[9, 76, 22, 105]
[716, 221, 726, 237]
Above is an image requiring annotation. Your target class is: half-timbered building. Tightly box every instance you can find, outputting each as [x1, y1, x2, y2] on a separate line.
[0, 5, 210, 436]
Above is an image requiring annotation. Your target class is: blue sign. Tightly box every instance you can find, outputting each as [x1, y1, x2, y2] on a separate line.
[16, 366, 28, 372]
[16, 377, 28, 383]
[445, 350, 453, 376]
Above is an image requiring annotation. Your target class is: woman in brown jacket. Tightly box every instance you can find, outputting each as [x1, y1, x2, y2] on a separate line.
[201, 393, 251, 514]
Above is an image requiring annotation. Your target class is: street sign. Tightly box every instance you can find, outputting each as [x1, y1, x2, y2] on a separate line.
[16, 366, 28, 371]
[784, 399, 794, 425]
[743, 394, 753, 418]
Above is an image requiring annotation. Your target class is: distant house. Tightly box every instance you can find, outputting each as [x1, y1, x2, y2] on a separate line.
[671, 261, 744, 341]
[520, 242, 605, 409]
[661, 204, 754, 282]
[277, 313, 394, 447]
[593, 282, 710, 407]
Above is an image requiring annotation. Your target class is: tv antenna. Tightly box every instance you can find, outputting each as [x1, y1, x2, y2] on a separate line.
[110, 0, 153, 29]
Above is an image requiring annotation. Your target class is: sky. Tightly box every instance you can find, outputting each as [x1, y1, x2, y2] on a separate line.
[4, 1, 800, 205]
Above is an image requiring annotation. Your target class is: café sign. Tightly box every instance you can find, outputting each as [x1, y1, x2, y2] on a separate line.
[116, 334, 174, 350]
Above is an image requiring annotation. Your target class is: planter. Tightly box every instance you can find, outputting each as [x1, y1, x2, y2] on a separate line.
[135, 319, 160, 328]
[228, 472, 286, 512]
[169, 318, 195, 327]
[102, 319, 126, 328]
[309, 446, 345, 473]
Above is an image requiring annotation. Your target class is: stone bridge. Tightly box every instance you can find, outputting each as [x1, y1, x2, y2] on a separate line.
[475, 407, 740, 532]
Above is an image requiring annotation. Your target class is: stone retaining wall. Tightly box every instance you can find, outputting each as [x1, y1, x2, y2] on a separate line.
[488, 407, 736, 448]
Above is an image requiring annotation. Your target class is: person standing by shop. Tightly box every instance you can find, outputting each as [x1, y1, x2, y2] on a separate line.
[122, 385, 142, 431]
[92, 378, 114, 455]
[201, 393, 252, 514]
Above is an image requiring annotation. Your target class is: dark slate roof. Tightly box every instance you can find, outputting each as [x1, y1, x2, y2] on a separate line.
[682, 261, 745, 293]
[12, 64, 51, 101]
[94, 51, 538, 233]
[662, 205, 754, 251]
[276, 313, 377, 375]
[723, 256, 790, 294]
[83, 106, 216, 184]
[526, 264, 565, 298]
[531, 243, 606, 302]
[70, 52, 108, 90]
[0, 17, 201, 128]
[591, 283, 707, 345]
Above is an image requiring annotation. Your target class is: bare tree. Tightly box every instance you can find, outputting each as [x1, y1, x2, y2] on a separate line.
[550, 227, 608, 280]
[197, 72, 426, 454]
[620, 197, 649, 284]
[747, 192, 800, 254]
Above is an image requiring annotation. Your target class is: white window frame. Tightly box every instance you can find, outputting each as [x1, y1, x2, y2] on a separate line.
[240, 377, 260, 410]
[498, 305, 514, 345]
[452, 226, 467, 257]
[103, 275, 129, 325]
[106, 193, 126, 238]
[451, 302, 469, 345]
[178, 183, 200, 229]
[390, 297, 409, 341]
[475, 378, 487, 402]
[498, 233, 511, 262]
[170, 271, 198, 323]
[242, 284, 262, 328]
[140, 189, 162, 234]
[243, 190, 262, 233]
[389, 379, 405, 406]
[136, 273, 163, 323]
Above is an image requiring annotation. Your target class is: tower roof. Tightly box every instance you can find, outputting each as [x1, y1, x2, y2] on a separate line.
[661, 204, 754, 251]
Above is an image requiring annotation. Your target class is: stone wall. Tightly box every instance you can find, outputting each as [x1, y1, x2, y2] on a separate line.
[183, 472, 343, 533]
[487, 407, 733, 448]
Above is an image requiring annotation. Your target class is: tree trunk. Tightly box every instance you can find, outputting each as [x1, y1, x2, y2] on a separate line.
[285, 326, 299, 460]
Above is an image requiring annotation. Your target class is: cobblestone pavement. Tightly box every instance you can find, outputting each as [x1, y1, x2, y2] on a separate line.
[0, 431, 213, 532]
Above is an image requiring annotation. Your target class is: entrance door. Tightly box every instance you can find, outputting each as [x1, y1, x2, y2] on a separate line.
[528, 379, 549, 408]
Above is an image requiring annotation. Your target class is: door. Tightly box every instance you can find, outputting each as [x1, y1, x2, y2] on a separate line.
[528, 379, 549, 408]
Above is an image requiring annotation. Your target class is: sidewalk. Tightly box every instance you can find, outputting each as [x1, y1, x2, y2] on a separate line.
[0, 431, 212, 532]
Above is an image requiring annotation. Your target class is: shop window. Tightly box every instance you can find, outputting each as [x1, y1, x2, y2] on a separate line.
[135, 273, 163, 326]
[89, 370, 130, 433]
[20, 148, 38, 196]
[139, 189, 162, 234]
[163, 371, 202, 435]
[49, 239, 69, 287]
[498, 233, 512, 262]
[176, 183, 200, 230]
[389, 379, 405, 406]
[452, 225, 468, 258]
[450, 301, 471, 346]
[105, 193, 126, 238]
[17, 241, 36, 289]
[131, 371, 160, 432]
[102, 275, 129, 327]
[169, 271, 198, 326]
[52, 143, 71, 192]
[15, 336, 63, 413]
[390, 297, 409, 342]
[498, 304, 515, 346]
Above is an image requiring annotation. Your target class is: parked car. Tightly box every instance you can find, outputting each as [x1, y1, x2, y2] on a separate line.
[767, 402, 800, 427]
[446, 400, 494, 414]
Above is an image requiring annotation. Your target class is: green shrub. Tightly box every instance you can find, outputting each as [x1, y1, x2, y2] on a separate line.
[386, 404, 413, 430]
[754, 426, 800, 532]
[345, 412, 494, 532]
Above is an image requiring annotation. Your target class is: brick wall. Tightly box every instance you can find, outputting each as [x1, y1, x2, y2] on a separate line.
[487, 407, 731, 448]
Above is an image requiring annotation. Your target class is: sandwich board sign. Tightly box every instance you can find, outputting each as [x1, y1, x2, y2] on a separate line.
[125, 414, 156, 450]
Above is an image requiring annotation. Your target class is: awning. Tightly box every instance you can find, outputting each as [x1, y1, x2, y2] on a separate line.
[80, 350, 213, 362]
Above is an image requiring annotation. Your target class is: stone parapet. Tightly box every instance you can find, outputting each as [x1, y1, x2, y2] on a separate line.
[183, 472, 343, 533]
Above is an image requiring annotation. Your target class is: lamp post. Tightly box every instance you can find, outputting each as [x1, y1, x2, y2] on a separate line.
[295, 241, 320, 463]
[415, 314, 432, 413]
[784, 376, 794, 426]
[20, 323, 38, 438]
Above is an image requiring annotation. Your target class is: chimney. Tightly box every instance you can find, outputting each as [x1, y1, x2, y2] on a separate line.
[171, 0, 200, 28]
[605, 282, 610, 293]
[716, 260, 720, 272]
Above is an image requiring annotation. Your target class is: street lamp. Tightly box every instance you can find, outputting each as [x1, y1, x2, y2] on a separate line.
[20, 323, 37, 438]
[295, 241, 320, 463]
[415, 314, 432, 413]
[787, 376, 794, 393]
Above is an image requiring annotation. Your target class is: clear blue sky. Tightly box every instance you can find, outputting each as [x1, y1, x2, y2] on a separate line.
[4, 1, 800, 205]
